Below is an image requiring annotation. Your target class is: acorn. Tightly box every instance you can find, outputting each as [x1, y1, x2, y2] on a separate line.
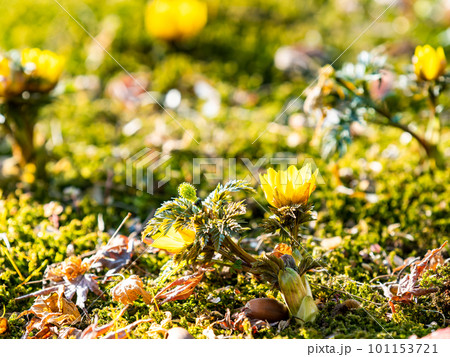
[166, 327, 195, 339]
[361, 263, 373, 272]
[243, 298, 290, 322]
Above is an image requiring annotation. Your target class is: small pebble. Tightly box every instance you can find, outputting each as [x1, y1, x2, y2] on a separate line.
[166, 327, 194, 339]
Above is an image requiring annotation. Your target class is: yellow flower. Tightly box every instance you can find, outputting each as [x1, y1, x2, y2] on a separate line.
[413, 45, 447, 81]
[147, 226, 195, 253]
[21, 48, 64, 92]
[0, 57, 10, 97]
[0, 56, 25, 97]
[145, 0, 207, 41]
[259, 165, 317, 208]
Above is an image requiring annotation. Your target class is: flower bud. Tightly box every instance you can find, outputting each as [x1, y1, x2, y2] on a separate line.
[298, 295, 319, 323]
[278, 266, 318, 323]
[278, 267, 308, 317]
[178, 182, 197, 202]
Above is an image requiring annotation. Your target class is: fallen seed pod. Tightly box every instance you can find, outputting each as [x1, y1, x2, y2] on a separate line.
[166, 327, 194, 339]
[342, 299, 361, 309]
[243, 298, 290, 323]
[362, 263, 373, 272]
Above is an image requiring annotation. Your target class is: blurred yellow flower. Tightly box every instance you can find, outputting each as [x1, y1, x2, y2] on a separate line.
[147, 226, 195, 253]
[260, 164, 317, 208]
[0, 57, 10, 95]
[21, 48, 64, 92]
[21, 163, 36, 184]
[145, 0, 207, 41]
[413, 45, 446, 81]
[0, 56, 25, 97]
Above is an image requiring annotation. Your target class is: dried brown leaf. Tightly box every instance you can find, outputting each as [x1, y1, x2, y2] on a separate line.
[46, 256, 92, 282]
[214, 308, 271, 334]
[60, 305, 129, 339]
[155, 267, 213, 305]
[90, 235, 135, 279]
[111, 275, 153, 305]
[58, 327, 83, 339]
[64, 274, 103, 309]
[19, 288, 80, 339]
[382, 241, 447, 313]
[0, 317, 8, 334]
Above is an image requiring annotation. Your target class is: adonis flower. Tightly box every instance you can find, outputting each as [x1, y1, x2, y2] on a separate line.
[259, 164, 318, 208]
[145, 226, 195, 254]
[413, 45, 447, 81]
[0, 56, 25, 97]
[145, 0, 207, 41]
[21, 48, 64, 92]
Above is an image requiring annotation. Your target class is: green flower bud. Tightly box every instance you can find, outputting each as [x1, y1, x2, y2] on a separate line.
[278, 266, 318, 324]
[292, 248, 303, 265]
[298, 295, 319, 323]
[278, 267, 308, 316]
[178, 182, 197, 202]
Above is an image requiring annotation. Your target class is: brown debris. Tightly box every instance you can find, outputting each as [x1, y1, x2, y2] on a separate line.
[18, 287, 81, 339]
[382, 241, 447, 313]
[58, 305, 152, 339]
[155, 267, 213, 305]
[46, 256, 91, 282]
[0, 317, 8, 334]
[90, 235, 135, 280]
[214, 308, 273, 334]
[111, 275, 153, 305]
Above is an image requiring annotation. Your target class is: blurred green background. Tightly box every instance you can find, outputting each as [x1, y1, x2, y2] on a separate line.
[0, 0, 448, 221]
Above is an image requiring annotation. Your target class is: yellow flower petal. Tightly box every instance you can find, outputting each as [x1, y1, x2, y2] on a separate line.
[145, 0, 207, 41]
[287, 165, 298, 183]
[267, 168, 277, 186]
[437, 46, 447, 76]
[413, 44, 447, 81]
[21, 48, 63, 92]
[150, 227, 195, 254]
[260, 164, 317, 208]
[151, 235, 185, 254]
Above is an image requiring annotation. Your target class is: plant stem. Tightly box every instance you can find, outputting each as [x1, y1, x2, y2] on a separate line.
[425, 84, 441, 145]
[336, 77, 445, 169]
[224, 236, 256, 266]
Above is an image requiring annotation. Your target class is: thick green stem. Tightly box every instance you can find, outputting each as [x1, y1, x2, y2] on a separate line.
[224, 236, 256, 266]
[2, 100, 38, 167]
